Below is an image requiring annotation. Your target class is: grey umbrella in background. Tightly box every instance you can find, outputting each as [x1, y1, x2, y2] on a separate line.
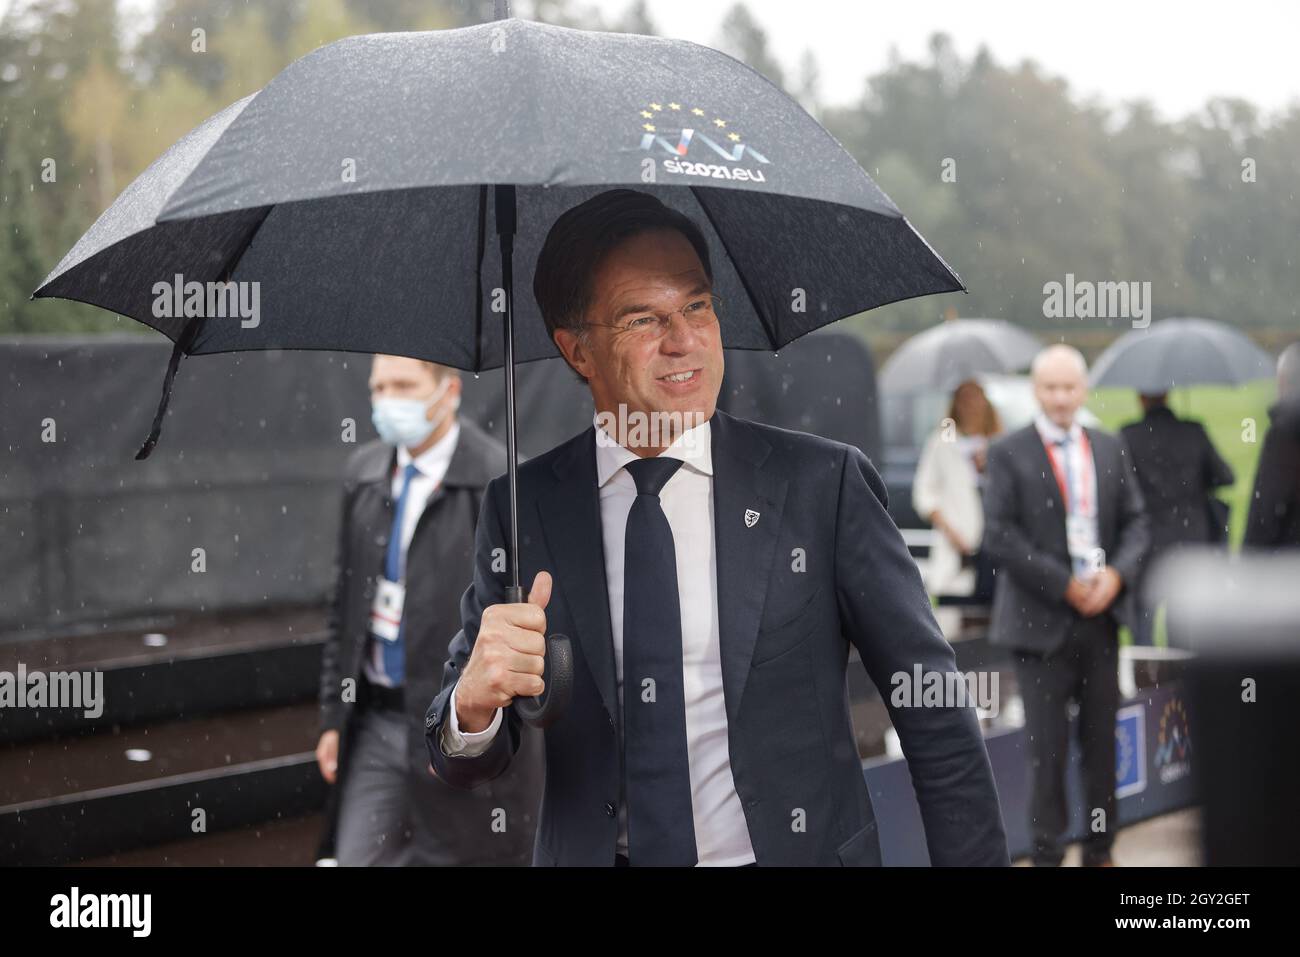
[33, 4, 965, 725]
[1089, 317, 1274, 393]
[879, 318, 1042, 395]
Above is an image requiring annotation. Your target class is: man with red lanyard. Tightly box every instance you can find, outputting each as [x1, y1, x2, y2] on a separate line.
[1040, 408, 1101, 581]
[983, 344, 1150, 867]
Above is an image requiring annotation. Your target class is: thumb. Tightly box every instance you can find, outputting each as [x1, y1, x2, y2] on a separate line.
[527, 570, 552, 611]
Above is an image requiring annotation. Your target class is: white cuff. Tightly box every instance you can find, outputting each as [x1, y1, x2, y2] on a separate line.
[440, 683, 502, 757]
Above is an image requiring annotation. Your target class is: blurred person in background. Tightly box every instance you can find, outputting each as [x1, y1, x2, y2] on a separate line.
[984, 344, 1150, 867]
[913, 379, 1002, 603]
[1245, 342, 1300, 549]
[316, 354, 542, 865]
[1120, 392, 1235, 645]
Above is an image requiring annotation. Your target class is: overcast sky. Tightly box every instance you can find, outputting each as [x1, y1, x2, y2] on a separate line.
[641, 0, 1300, 122]
[2, 0, 1295, 122]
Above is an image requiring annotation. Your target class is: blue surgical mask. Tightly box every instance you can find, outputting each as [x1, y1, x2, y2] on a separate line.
[371, 378, 455, 448]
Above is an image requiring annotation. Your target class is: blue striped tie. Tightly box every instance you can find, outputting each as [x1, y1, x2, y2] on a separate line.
[381, 462, 420, 685]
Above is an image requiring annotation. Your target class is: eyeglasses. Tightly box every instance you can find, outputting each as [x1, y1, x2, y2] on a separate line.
[583, 294, 722, 341]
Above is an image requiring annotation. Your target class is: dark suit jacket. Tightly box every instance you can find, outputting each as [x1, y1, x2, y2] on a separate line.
[1120, 406, 1233, 551]
[984, 423, 1151, 655]
[318, 419, 543, 864]
[424, 410, 1008, 866]
[1244, 398, 1300, 549]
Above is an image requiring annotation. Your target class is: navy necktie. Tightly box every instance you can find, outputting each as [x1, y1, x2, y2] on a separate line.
[621, 455, 697, 866]
[380, 461, 420, 685]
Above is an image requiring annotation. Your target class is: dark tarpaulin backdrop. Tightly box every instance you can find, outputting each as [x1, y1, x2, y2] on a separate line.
[0, 331, 876, 638]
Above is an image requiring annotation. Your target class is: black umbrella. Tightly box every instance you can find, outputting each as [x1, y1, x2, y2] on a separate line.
[1089, 317, 1273, 393]
[34, 6, 964, 725]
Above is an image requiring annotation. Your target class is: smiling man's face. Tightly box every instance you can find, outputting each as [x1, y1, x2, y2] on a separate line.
[554, 228, 724, 447]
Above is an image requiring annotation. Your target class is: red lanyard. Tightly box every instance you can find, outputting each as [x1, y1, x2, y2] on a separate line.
[1042, 428, 1092, 513]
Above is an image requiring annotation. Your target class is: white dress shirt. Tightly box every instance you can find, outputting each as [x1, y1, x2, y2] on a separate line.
[1033, 412, 1100, 579]
[364, 421, 461, 688]
[442, 414, 756, 866]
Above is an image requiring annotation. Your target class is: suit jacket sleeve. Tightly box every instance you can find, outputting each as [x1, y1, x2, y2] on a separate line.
[319, 484, 354, 735]
[1198, 424, 1235, 489]
[982, 436, 1073, 600]
[834, 445, 1009, 866]
[1244, 425, 1296, 547]
[424, 474, 523, 788]
[1108, 439, 1151, 588]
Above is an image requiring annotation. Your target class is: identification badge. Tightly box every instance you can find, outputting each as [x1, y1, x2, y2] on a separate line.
[1067, 515, 1099, 579]
[368, 578, 405, 642]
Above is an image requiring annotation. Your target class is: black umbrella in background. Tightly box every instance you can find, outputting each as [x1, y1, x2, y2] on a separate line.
[879, 318, 1042, 395]
[34, 2, 965, 725]
[1089, 317, 1274, 393]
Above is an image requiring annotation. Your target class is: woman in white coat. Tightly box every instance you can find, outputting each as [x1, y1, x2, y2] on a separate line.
[912, 380, 1002, 599]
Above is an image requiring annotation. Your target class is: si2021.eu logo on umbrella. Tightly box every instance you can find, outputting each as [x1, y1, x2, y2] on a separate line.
[625, 100, 772, 183]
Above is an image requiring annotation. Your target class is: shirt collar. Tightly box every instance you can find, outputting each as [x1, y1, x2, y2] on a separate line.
[397, 420, 461, 476]
[593, 411, 713, 487]
[1034, 412, 1083, 446]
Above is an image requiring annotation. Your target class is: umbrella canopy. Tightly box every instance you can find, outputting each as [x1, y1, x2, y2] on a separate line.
[1089, 317, 1274, 393]
[879, 318, 1041, 395]
[34, 17, 961, 370]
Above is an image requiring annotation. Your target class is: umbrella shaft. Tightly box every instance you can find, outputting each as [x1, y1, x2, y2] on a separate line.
[496, 184, 522, 596]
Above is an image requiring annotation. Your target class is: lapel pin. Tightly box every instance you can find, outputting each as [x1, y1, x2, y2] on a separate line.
[744, 508, 760, 528]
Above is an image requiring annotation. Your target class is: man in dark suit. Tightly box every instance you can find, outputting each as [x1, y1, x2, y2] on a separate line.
[1245, 343, 1300, 550]
[317, 354, 542, 865]
[984, 344, 1150, 867]
[1120, 393, 1234, 644]
[424, 189, 1008, 867]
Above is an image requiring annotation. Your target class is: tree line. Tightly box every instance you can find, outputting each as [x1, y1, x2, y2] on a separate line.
[2, 0, 1295, 340]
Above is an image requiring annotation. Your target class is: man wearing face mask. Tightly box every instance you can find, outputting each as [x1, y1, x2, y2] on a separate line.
[316, 354, 543, 866]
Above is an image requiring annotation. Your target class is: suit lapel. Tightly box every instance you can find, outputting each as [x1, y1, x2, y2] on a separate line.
[408, 423, 491, 547]
[354, 444, 397, 576]
[710, 411, 788, 724]
[1028, 426, 1067, 516]
[1085, 427, 1115, 544]
[537, 428, 619, 723]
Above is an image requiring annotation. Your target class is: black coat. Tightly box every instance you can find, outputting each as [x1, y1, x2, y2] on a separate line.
[318, 419, 543, 863]
[1120, 406, 1234, 551]
[983, 424, 1151, 655]
[425, 410, 1008, 867]
[1245, 398, 1300, 549]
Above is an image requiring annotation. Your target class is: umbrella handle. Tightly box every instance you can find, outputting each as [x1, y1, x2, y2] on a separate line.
[503, 584, 574, 729]
[515, 635, 574, 730]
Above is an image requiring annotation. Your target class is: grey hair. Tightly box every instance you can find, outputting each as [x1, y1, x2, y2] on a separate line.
[1031, 343, 1088, 380]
